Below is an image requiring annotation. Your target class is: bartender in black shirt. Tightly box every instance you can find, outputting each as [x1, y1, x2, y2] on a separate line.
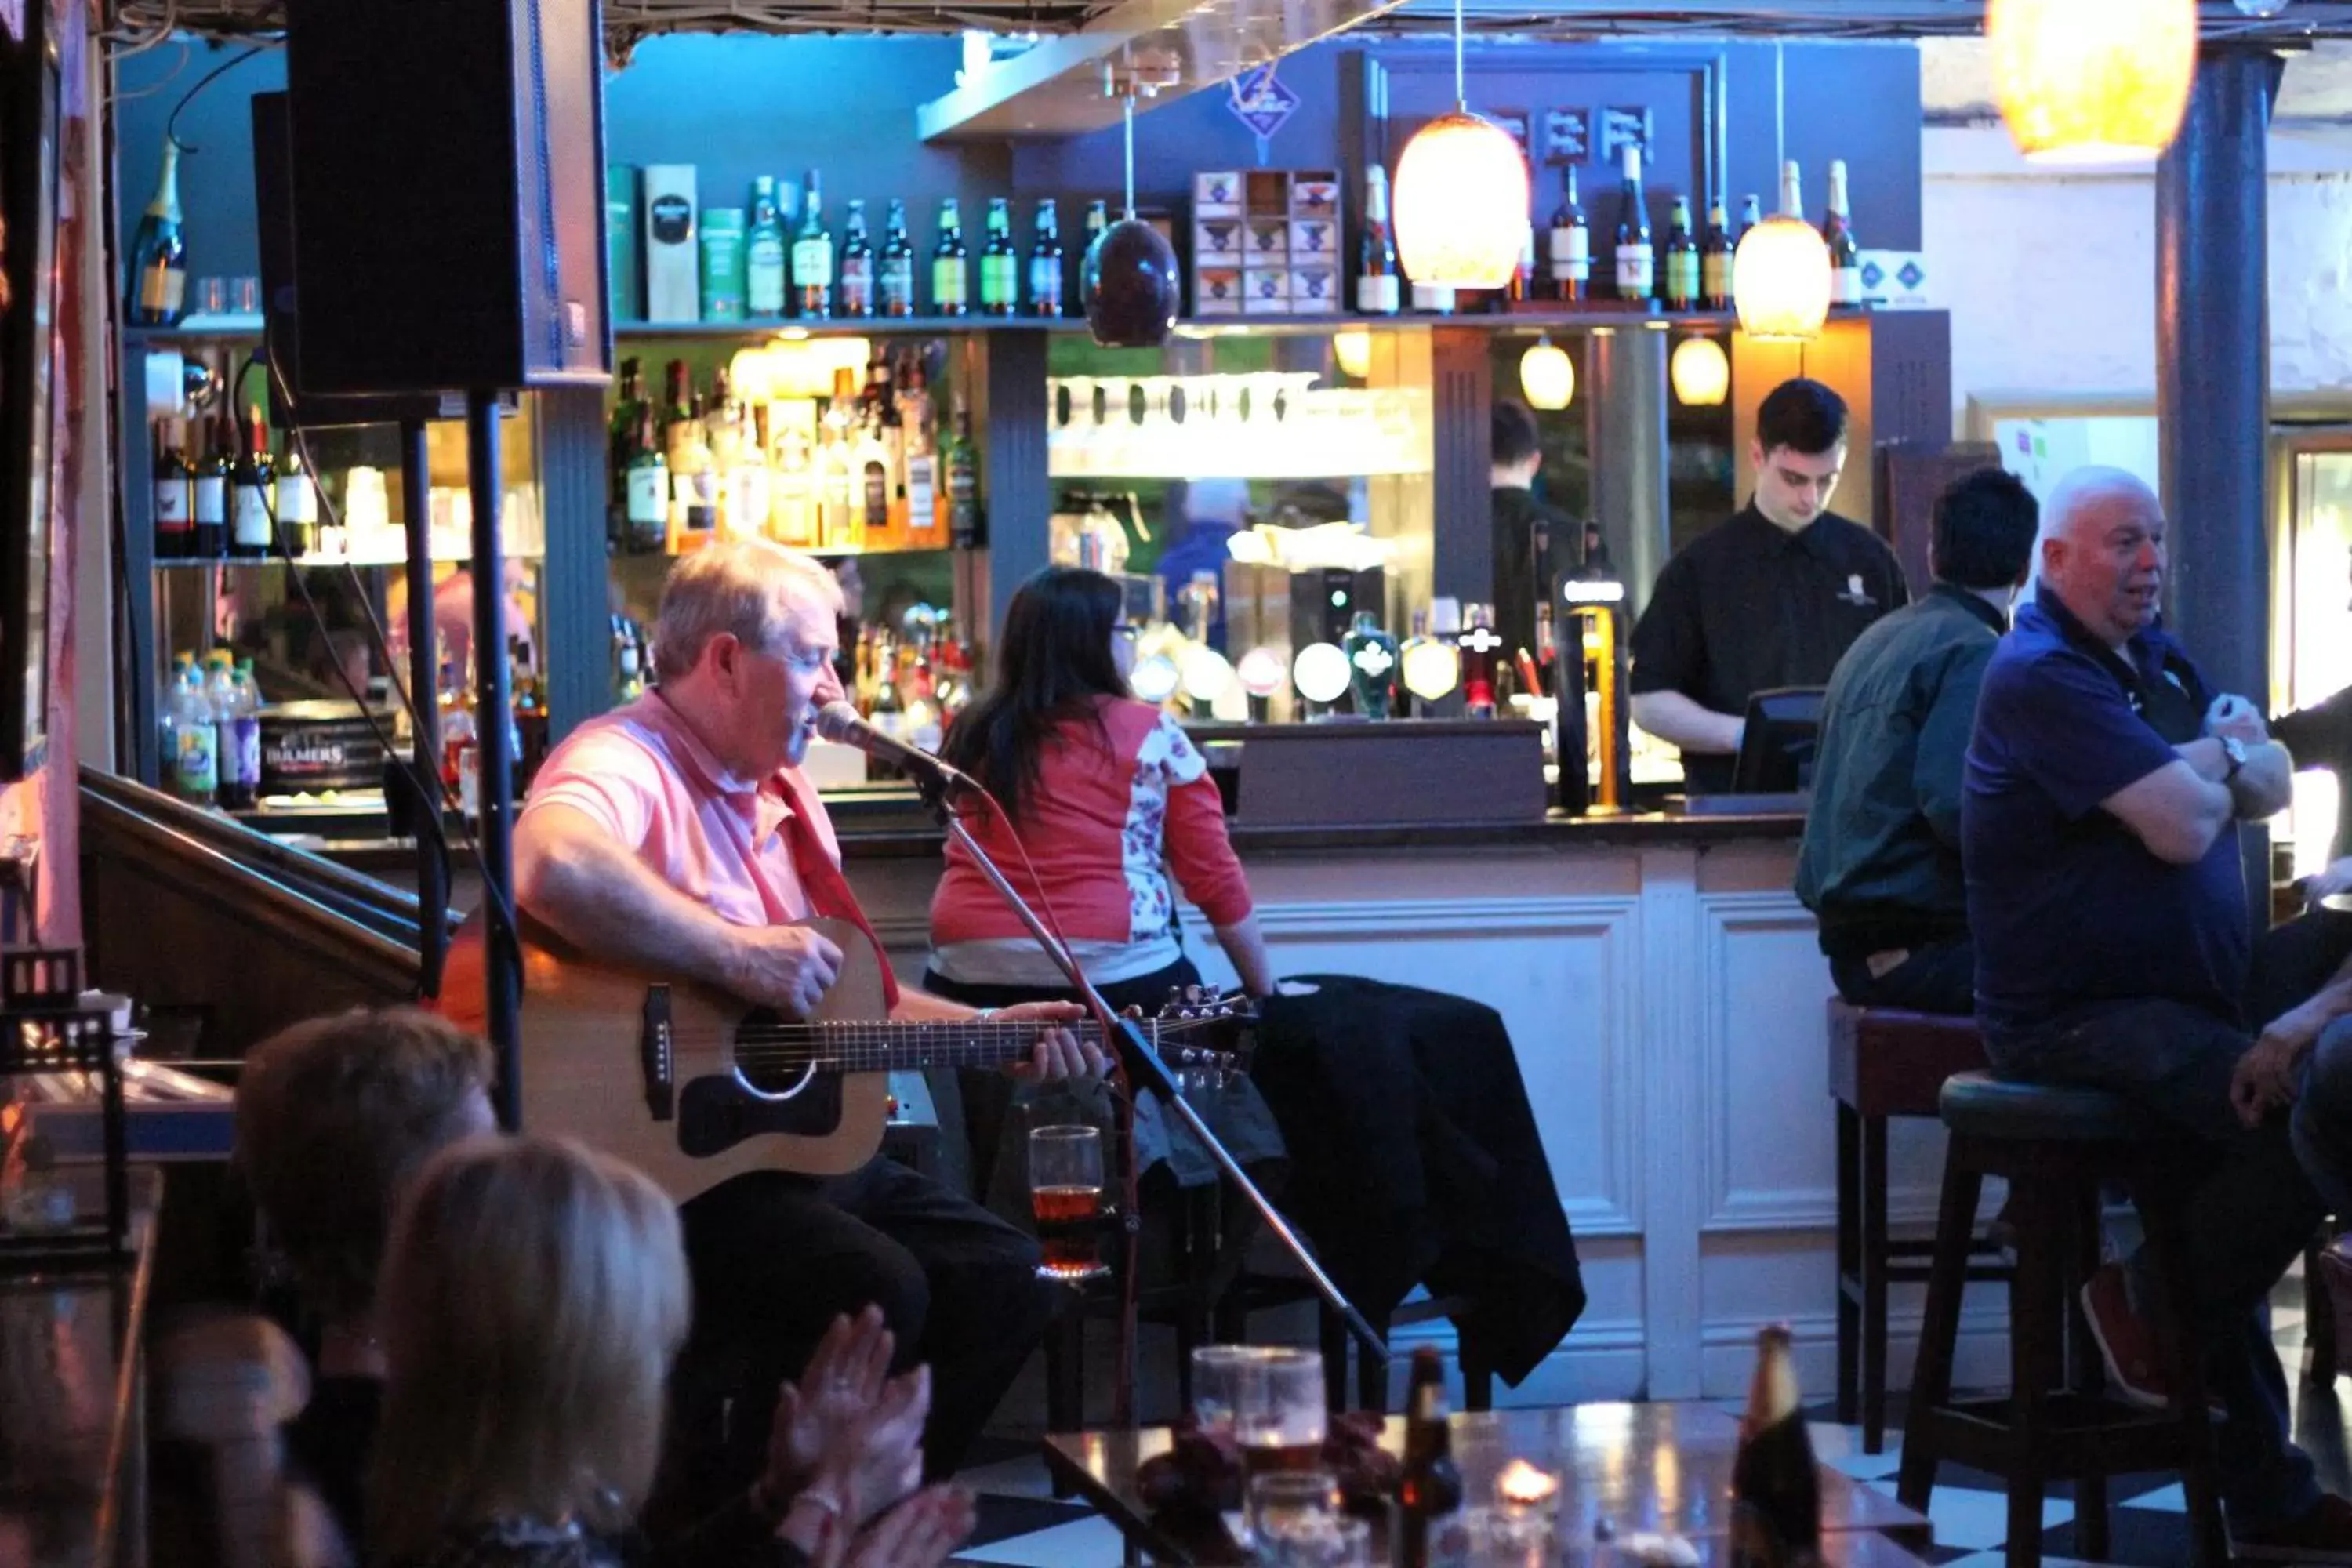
[1491, 398, 1577, 671]
[1628, 377, 1907, 793]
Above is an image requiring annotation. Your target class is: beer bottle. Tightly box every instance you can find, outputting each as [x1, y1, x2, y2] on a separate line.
[1394, 1347, 1462, 1568]
[1730, 1325, 1821, 1568]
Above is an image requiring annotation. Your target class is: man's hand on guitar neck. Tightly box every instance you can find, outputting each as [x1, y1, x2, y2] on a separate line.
[996, 1000, 1107, 1082]
[724, 924, 847, 1019]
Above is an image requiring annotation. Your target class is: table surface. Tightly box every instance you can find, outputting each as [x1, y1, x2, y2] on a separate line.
[1041, 1401, 1932, 1567]
[0, 1164, 161, 1568]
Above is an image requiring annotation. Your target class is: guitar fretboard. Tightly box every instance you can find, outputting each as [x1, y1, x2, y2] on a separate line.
[728, 1020, 1120, 1076]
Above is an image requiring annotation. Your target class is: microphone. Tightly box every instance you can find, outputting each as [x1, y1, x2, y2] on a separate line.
[812, 702, 976, 794]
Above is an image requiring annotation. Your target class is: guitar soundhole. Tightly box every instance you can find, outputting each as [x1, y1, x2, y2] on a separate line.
[677, 1072, 845, 1158]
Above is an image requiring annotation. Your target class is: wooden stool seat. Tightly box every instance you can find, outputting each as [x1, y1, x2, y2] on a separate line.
[1899, 1071, 2227, 1568]
[1828, 999, 2012, 1453]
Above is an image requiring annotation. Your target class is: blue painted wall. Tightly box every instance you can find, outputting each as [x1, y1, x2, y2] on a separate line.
[117, 31, 1921, 297]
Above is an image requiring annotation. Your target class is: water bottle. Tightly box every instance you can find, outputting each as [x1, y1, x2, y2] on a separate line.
[171, 660, 218, 806]
[160, 652, 193, 783]
[226, 659, 263, 809]
[204, 653, 245, 809]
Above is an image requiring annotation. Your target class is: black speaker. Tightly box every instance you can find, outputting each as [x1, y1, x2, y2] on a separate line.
[251, 93, 449, 428]
[284, 0, 611, 398]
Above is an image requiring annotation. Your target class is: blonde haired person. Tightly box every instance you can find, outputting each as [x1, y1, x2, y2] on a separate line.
[368, 1135, 972, 1568]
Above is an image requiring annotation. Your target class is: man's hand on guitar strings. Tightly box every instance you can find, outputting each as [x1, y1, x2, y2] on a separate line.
[994, 1000, 1108, 1082]
[728, 924, 847, 1018]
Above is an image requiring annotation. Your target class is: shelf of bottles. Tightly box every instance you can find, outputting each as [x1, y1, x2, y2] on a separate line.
[1046, 369, 1432, 482]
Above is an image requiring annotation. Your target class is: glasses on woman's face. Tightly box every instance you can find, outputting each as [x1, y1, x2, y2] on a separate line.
[1112, 624, 1142, 643]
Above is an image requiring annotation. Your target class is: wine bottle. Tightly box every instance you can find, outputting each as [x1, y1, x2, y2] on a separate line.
[1028, 198, 1065, 317]
[1824, 159, 1862, 309]
[793, 170, 833, 319]
[153, 417, 194, 560]
[1394, 1347, 1463, 1568]
[275, 439, 317, 557]
[1548, 165, 1590, 303]
[980, 198, 1018, 317]
[880, 198, 917, 318]
[933, 198, 970, 318]
[1731, 1325, 1821, 1568]
[1358, 165, 1401, 317]
[192, 416, 228, 560]
[840, 199, 876, 318]
[1613, 143, 1654, 304]
[126, 136, 188, 327]
[1702, 197, 1735, 312]
[1664, 196, 1700, 311]
[230, 405, 275, 558]
[746, 176, 788, 319]
[626, 406, 668, 555]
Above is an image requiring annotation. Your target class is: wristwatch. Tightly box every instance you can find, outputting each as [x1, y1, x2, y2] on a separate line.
[2221, 735, 2248, 782]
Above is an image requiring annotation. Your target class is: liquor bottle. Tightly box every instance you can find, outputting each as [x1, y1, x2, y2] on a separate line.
[820, 368, 859, 548]
[793, 170, 833, 318]
[873, 352, 906, 535]
[1702, 197, 1735, 311]
[1731, 1325, 1821, 1568]
[1613, 143, 1654, 305]
[879, 198, 917, 318]
[126, 136, 188, 326]
[840, 198, 877, 317]
[1664, 196, 1700, 311]
[902, 360, 939, 541]
[626, 406, 668, 554]
[230, 405, 275, 558]
[1460, 603, 1502, 719]
[933, 198, 971, 317]
[1394, 1347, 1464, 1568]
[153, 417, 194, 561]
[1824, 159, 1862, 309]
[856, 409, 894, 545]
[192, 415, 229, 559]
[746, 176, 789, 319]
[980, 198, 1018, 317]
[1358, 165, 1401, 316]
[1028, 198, 1065, 317]
[944, 410, 982, 548]
[275, 439, 317, 557]
[608, 357, 644, 513]
[1343, 610, 1399, 721]
[1548, 165, 1590, 303]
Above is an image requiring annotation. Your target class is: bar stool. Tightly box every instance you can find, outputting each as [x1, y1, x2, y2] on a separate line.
[1828, 999, 2014, 1452]
[1898, 1071, 2227, 1568]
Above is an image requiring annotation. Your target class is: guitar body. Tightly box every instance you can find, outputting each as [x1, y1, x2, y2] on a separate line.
[452, 916, 895, 1202]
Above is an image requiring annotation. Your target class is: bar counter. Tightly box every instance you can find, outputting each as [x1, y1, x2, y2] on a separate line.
[297, 794, 1991, 1406]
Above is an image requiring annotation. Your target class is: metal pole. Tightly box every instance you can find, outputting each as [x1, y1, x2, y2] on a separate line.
[2156, 49, 2283, 927]
[467, 394, 522, 1131]
[401, 419, 448, 999]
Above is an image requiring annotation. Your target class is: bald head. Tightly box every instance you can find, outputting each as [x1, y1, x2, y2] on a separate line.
[2036, 466, 2166, 649]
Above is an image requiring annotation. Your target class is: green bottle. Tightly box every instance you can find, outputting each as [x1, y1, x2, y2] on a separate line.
[746, 176, 787, 318]
[932, 199, 969, 318]
[980, 198, 1018, 316]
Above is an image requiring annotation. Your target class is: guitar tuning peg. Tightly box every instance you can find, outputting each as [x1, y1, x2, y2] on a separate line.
[1122, 1004, 1145, 1020]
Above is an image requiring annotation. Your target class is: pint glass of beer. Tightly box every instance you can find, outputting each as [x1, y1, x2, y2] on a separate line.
[1028, 1124, 1109, 1281]
[1190, 1345, 1327, 1479]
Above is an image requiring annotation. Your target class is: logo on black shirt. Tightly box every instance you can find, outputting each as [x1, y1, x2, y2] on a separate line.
[1835, 572, 1877, 608]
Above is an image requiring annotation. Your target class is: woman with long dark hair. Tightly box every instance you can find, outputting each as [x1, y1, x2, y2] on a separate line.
[927, 566, 1273, 1011]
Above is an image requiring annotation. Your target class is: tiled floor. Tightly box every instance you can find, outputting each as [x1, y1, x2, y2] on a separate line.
[946, 1279, 2352, 1566]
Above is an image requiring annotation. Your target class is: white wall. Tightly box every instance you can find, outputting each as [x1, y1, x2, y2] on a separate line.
[1919, 39, 2352, 420]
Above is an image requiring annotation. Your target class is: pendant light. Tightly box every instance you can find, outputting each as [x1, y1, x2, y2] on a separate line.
[1669, 336, 1731, 407]
[1733, 46, 1832, 343]
[1083, 83, 1181, 348]
[1989, 0, 2198, 165]
[1390, 0, 1528, 290]
[1519, 335, 1574, 411]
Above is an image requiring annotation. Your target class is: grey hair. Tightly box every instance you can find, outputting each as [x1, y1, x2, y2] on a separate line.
[652, 540, 842, 683]
[2022, 465, 2161, 602]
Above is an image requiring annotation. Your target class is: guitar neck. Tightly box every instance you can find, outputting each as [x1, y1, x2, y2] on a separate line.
[800, 1019, 1118, 1073]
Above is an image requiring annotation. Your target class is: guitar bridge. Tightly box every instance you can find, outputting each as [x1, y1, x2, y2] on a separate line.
[641, 984, 675, 1123]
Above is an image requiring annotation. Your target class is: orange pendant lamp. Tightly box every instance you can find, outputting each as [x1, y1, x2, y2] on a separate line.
[1391, 0, 1529, 291]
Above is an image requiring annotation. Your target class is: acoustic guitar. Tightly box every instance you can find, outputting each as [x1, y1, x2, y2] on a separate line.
[445, 915, 1250, 1203]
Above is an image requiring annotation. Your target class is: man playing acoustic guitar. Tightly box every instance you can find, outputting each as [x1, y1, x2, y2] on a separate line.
[509, 540, 1107, 1494]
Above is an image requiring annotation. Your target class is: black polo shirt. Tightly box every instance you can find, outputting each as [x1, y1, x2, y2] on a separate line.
[1628, 503, 1908, 792]
[1491, 485, 1577, 669]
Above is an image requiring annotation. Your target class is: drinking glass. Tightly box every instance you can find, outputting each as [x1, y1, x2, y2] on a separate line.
[195, 276, 227, 316]
[1247, 1470, 1367, 1566]
[232, 275, 261, 314]
[1028, 1124, 1107, 1281]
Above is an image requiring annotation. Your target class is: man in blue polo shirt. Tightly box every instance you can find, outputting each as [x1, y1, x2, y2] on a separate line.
[1965, 466, 2352, 1557]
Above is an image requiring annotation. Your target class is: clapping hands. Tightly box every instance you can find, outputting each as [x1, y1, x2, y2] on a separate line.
[765, 1306, 927, 1530]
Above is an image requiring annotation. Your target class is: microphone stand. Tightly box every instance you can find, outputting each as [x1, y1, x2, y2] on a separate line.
[906, 769, 1387, 1367]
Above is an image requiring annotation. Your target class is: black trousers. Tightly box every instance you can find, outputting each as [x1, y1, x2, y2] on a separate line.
[1828, 935, 1975, 1017]
[667, 1155, 1058, 1501]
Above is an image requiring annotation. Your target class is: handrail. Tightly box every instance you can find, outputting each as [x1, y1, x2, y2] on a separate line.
[79, 780, 426, 982]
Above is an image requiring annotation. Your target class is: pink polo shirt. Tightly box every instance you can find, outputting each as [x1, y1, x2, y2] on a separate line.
[521, 691, 837, 929]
